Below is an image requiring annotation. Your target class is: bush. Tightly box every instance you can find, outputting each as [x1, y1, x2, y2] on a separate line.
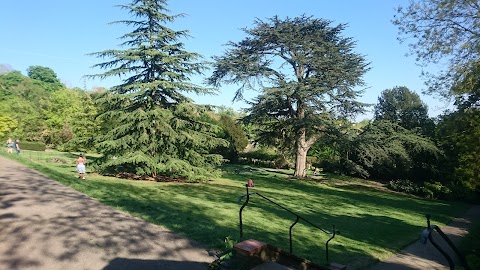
[20, 141, 46, 151]
[422, 181, 452, 199]
[238, 149, 285, 168]
[387, 179, 419, 194]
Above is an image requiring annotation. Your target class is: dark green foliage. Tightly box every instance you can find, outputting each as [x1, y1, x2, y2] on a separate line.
[315, 120, 441, 181]
[26, 65, 65, 92]
[94, 101, 226, 180]
[27, 66, 61, 84]
[217, 115, 248, 162]
[386, 179, 418, 194]
[386, 180, 452, 200]
[20, 141, 46, 151]
[88, 0, 226, 181]
[374, 86, 434, 136]
[436, 109, 480, 192]
[208, 15, 369, 177]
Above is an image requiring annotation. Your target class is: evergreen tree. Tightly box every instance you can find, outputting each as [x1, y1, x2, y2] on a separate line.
[207, 15, 369, 177]
[87, 0, 226, 181]
[374, 86, 434, 136]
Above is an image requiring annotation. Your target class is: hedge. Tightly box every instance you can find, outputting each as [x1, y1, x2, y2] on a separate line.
[20, 141, 46, 151]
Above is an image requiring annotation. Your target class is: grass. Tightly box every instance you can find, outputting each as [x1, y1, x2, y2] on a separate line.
[1, 150, 469, 269]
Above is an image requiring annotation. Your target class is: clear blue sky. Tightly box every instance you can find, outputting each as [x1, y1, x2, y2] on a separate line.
[0, 0, 447, 119]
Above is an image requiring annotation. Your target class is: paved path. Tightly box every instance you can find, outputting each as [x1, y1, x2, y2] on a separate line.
[0, 156, 213, 270]
[370, 204, 480, 270]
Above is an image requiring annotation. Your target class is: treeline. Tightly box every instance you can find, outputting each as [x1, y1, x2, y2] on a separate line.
[0, 66, 478, 199]
[309, 86, 479, 200]
[0, 66, 98, 148]
[0, 66, 248, 168]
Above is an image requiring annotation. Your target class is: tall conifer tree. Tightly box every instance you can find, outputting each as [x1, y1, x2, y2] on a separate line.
[88, 0, 226, 181]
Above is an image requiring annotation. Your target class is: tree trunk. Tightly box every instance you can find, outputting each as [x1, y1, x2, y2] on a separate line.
[294, 128, 309, 178]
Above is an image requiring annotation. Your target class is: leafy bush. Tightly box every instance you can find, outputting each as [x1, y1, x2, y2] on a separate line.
[423, 181, 452, 199]
[20, 141, 46, 151]
[387, 179, 419, 194]
[387, 179, 474, 201]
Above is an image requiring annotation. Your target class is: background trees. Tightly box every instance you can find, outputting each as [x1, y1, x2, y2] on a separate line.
[208, 15, 369, 177]
[87, 0, 226, 181]
[394, 0, 480, 195]
[0, 68, 97, 148]
[27, 65, 64, 92]
[436, 110, 480, 192]
[374, 86, 434, 135]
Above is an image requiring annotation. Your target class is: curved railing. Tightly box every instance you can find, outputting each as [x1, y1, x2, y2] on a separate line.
[420, 214, 470, 270]
[238, 184, 339, 262]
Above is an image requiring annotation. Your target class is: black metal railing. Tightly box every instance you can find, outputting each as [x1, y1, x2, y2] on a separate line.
[420, 214, 470, 270]
[238, 184, 339, 262]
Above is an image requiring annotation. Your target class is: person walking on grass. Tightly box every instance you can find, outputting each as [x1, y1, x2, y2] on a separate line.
[6, 138, 13, 153]
[75, 154, 87, 179]
[13, 139, 20, 155]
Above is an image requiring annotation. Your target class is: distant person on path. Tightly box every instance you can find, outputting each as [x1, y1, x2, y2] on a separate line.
[6, 137, 13, 153]
[13, 139, 20, 155]
[75, 154, 87, 179]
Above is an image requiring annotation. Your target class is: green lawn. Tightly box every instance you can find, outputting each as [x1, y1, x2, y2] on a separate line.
[1, 150, 468, 269]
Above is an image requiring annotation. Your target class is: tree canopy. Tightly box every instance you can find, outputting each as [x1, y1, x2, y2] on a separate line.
[208, 15, 369, 177]
[374, 86, 434, 135]
[393, 0, 480, 97]
[26, 65, 64, 91]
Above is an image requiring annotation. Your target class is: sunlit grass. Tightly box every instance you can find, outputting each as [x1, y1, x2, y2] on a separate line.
[1, 150, 468, 269]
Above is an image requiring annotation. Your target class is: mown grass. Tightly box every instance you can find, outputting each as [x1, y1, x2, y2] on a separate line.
[1, 150, 468, 269]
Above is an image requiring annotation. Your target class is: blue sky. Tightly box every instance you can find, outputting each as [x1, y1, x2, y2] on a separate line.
[0, 0, 448, 119]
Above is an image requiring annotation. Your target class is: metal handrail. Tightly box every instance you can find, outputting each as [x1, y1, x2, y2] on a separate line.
[238, 184, 339, 262]
[420, 214, 470, 270]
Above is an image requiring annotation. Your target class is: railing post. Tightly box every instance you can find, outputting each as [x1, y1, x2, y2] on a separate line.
[239, 184, 250, 240]
[289, 216, 300, 254]
[326, 225, 336, 262]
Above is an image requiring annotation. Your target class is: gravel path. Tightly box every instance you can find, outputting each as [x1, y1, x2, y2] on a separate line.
[0, 156, 213, 270]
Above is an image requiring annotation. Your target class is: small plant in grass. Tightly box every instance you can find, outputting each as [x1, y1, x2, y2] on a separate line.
[208, 236, 241, 270]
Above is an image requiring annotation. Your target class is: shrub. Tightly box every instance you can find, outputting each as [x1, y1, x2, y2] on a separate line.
[238, 148, 284, 168]
[422, 181, 452, 199]
[20, 141, 46, 151]
[387, 179, 419, 194]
